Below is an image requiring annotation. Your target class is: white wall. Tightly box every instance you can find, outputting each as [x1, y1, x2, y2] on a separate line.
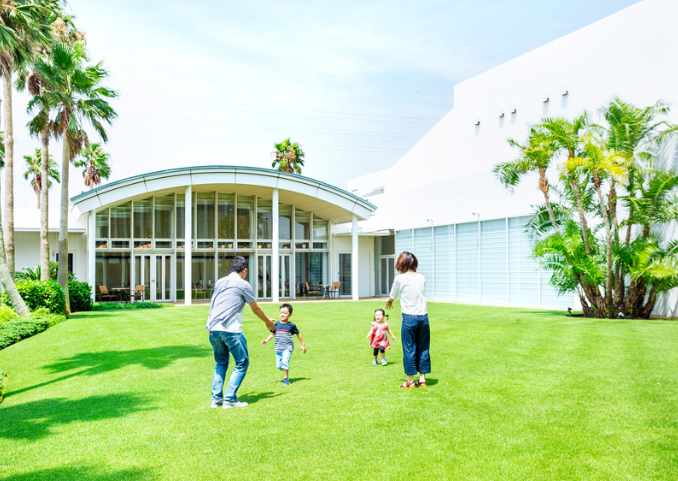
[331, 235, 375, 298]
[14, 231, 87, 283]
[348, 0, 678, 315]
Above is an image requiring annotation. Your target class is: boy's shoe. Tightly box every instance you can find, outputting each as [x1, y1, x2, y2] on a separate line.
[381, 359, 387, 366]
[283, 378, 290, 386]
[372, 360, 378, 366]
[210, 401, 222, 408]
[223, 400, 248, 409]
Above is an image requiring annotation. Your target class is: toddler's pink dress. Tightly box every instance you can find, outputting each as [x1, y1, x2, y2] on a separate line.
[369, 321, 392, 350]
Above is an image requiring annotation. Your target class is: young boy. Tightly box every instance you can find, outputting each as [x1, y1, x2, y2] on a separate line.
[262, 303, 306, 385]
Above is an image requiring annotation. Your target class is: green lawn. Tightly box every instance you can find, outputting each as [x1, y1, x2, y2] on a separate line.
[1, 301, 677, 480]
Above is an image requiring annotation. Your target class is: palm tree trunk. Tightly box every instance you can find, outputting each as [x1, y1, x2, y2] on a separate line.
[57, 138, 71, 315]
[2, 70, 14, 277]
[538, 168, 559, 233]
[570, 177, 591, 254]
[593, 170, 613, 317]
[40, 128, 50, 281]
[0, 162, 29, 316]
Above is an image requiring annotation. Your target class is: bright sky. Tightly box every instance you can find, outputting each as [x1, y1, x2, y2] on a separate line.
[9, 0, 640, 210]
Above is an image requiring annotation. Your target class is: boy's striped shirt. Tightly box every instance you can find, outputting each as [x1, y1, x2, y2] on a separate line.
[274, 321, 299, 352]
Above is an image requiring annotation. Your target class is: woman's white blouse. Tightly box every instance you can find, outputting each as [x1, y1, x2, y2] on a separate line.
[389, 273, 428, 315]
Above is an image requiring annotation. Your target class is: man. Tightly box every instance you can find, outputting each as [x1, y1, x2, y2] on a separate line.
[206, 256, 275, 409]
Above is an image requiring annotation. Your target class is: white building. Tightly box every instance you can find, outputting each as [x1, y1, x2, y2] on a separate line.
[8, 0, 678, 315]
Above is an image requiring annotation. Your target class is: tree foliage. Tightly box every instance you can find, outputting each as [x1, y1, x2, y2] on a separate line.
[495, 98, 678, 319]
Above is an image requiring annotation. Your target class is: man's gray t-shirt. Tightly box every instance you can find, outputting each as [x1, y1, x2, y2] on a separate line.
[206, 272, 256, 333]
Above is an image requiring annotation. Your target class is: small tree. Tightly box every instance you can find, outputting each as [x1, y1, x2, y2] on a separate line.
[272, 138, 305, 174]
[22, 148, 59, 208]
[74, 142, 110, 189]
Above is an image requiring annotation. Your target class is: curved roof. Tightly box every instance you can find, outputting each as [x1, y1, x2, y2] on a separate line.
[70, 166, 377, 223]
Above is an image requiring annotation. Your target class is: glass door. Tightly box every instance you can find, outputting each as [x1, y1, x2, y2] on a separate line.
[155, 254, 174, 302]
[339, 253, 351, 296]
[380, 256, 395, 296]
[135, 253, 174, 302]
[258, 254, 272, 298]
[134, 254, 152, 301]
[279, 254, 291, 298]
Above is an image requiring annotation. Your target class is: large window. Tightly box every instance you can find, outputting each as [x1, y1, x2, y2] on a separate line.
[195, 193, 215, 240]
[154, 195, 174, 239]
[96, 252, 130, 290]
[295, 209, 310, 249]
[257, 198, 272, 240]
[279, 204, 292, 240]
[218, 193, 235, 240]
[110, 202, 131, 239]
[192, 253, 215, 300]
[295, 252, 328, 295]
[96, 211, 109, 239]
[133, 199, 152, 240]
[237, 195, 254, 240]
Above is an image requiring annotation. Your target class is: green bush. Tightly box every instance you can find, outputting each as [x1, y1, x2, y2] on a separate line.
[92, 302, 172, 311]
[0, 370, 6, 403]
[0, 305, 17, 324]
[69, 280, 93, 312]
[0, 280, 66, 314]
[0, 310, 66, 351]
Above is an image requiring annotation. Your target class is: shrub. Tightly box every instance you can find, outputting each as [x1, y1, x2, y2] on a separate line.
[0, 305, 17, 324]
[1, 280, 65, 314]
[0, 310, 66, 351]
[69, 280, 93, 312]
[92, 302, 172, 311]
[0, 370, 6, 403]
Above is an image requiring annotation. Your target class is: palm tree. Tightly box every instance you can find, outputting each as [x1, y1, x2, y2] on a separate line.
[494, 128, 560, 232]
[272, 138, 305, 174]
[32, 41, 117, 314]
[22, 11, 84, 282]
[0, 0, 52, 277]
[74, 142, 110, 189]
[22, 148, 59, 208]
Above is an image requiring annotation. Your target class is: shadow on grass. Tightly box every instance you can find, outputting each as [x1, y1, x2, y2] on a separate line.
[2, 467, 154, 481]
[0, 393, 152, 441]
[423, 378, 439, 386]
[239, 391, 283, 404]
[7, 345, 210, 399]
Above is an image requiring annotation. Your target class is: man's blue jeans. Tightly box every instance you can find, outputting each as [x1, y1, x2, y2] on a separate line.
[209, 331, 250, 403]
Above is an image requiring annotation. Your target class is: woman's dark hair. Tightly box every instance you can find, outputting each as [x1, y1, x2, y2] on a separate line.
[374, 308, 388, 320]
[280, 303, 293, 314]
[395, 251, 418, 273]
[230, 256, 249, 273]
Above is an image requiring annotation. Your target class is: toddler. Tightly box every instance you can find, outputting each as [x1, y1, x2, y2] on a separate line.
[367, 308, 397, 365]
[262, 303, 306, 385]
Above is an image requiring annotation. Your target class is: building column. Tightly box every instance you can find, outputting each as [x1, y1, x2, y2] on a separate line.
[272, 188, 279, 303]
[88, 209, 96, 303]
[185, 185, 192, 306]
[352, 214, 359, 301]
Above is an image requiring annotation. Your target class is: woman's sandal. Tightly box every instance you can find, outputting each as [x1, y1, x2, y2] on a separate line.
[416, 381, 428, 387]
[399, 381, 416, 389]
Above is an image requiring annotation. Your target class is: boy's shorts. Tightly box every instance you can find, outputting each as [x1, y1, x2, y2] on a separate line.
[276, 349, 292, 370]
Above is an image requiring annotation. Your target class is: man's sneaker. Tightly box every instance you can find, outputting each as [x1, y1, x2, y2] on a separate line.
[381, 359, 388, 366]
[223, 400, 248, 409]
[283, 378, 290, 386]
[372, 360, 378, 366]
[210, 401, 222, 408]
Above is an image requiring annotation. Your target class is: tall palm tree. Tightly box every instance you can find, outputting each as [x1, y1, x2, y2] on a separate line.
[0, 0, 51, 277]
[272, 138, 305, 174]
[22, 147, 59, 208]
[22, 11, 84, 281]
[74, 142, 110, 189]
[32, 41, 117, 314]
[493, 128, 560, 232]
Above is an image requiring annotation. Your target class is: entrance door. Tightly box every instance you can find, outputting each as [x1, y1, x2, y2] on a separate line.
[339, 253, 351, 296]
[258, 253, 291, 298]
[379, 256, 395, 296]
[134, 254, 174, 302]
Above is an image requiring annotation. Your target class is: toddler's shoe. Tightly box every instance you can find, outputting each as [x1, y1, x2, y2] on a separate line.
[283, 378, 291, 386]
[381, 359, 387, 366]
[372, 360, 378, 366]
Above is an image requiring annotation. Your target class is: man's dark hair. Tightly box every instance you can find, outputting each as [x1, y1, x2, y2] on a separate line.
[230, 256, 249, 273]
[280, 303, 293, 314]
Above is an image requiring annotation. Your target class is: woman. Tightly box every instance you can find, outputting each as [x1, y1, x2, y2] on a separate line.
[385, 251, 431, 388]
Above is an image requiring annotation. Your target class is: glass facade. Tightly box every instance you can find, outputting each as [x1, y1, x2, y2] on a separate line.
[94, 192, 329, 301]
[395, 216, 571, 308]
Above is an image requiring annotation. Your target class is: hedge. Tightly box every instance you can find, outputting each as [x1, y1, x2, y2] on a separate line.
[0, 309, 66, 351]
[69, 280, 93, 312]
[1, 280, 65, 314]
[92, 302, 173, 311]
